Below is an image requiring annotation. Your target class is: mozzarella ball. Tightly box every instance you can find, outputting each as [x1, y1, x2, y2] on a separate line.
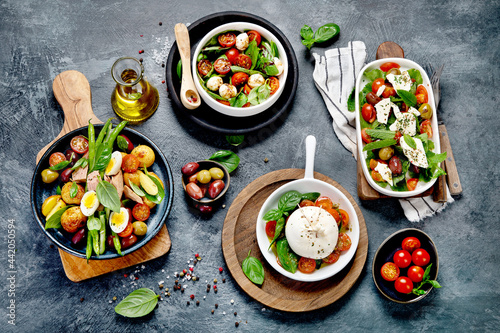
[274, 57, 284, 76]
[219, 83, 237, 99]
[206, 76, 223, 91]
[235, 33, 249, 51]
[248, 74, 265, 89]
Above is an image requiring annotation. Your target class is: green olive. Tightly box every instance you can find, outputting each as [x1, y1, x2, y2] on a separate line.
[379, 147, 395, 160]
[387, 68, 401, 75]
[209, 167, 224, 180]
[41, 169, 59, 183]
[132, 221, 148, 236]
[196, 170, 212, 184]
[419, 103, 433, 119]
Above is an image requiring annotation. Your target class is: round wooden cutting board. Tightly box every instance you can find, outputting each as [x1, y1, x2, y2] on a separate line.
[221, 169, 368, 312]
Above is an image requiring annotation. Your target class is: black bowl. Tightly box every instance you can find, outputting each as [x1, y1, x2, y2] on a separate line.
[372, 228, 439, 303]
[30, 124, 174, 260]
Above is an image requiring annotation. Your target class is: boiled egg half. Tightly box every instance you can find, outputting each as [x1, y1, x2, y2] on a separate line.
[80, 190, 99, 217]
[109, 207, 130, 234]
[105, 151, 122, 176]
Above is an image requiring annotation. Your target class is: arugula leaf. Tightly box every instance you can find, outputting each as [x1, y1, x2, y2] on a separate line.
[362, 139, 397, 151]
[232, 91, 248, 108]
[366, 129, 396, 140]
[270, 41, 279, 58]
[115, 288, 159, 318]
[208, 150, 240, 173]
[407, 68, 423, 85]
[226, 135, 244, 146]
[427, 151, 447, 165]
[364, 69, 385, 81]
[404, 134, 417, 149]
[397, 90, 417, 107]
[242, 250, 265, 285]
[347, 87, 356, 112]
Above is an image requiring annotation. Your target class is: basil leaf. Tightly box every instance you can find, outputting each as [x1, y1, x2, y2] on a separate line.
[96, 181, 121, 213]
[347, 87, 356, 112]
[362, 139, 397, 151]
[208, 150, 240, 173]
[257, 84, 271, 103]
[412, 289, 426, 295]
[69, 181, 78, 198]
[248, 87, 259, 105]
[397, 90, 417, 107]
[226, 135, 244, 146]
[117, 136, 129, 152]
[300, 25, 314, 41]
[364, 69, 386, 81]
[366, 129, 397, 140]
[404, 134, 417, 150]
[49, 160, 71, 171]
[264, 65, 279, 76]
[263, 209, 283, 222]
[233, 92, 248, 108]
[278, 190, 301, 212]
[56, 185, 61, 195]
[407, 68, 423, 85]
[276, 238, 298, 273]
[127, 92, 142, 100]
[301, 192, 321, 202]
[177, 59, 182, 81]
[115, 288, 159, 318]
[45, 206, 72, 229]
[70, 157, 88, 171]
[130, 181, 146, 197]
[301, 39, 315, 50]
[314, 23, 340, 43]
[428, 280, 442, 288]
[245, 40, 259, 70]
[241, 250, 265, 285]
[268, 217, 285, 250]
[87, 216, 102, 231]
[423, 263, 432, 280]
[144, 175, 165, 205]
[270, 41, 279, 58]
[93, 146, 113, 171]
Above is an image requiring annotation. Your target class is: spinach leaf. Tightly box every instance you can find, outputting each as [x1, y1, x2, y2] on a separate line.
[144, 175, 165, 205]
[263, 209, 282, 222]
[208, 150, 240, 173]
[364, 69, 385, 81]
[300, 25, 314, 41]
[70, 157, 88, 171]
[397, 90, 417, 107]
[226, 135, 244, 146]
[366, 129, 397, 140]
[69, 181, 78, 198]
[278, 190, 301, 212]
[268, 217, 285, 250]
[362, 139, 397, 151]
[241, 250, 265, 285]
[96, 181, 121, 213]
[115, 288, 159, 318]
[347, 87, 356, 112]
[301, 192, 321, 202]
[407, 68, 423, 85]
[244, 40, 259, 70]
[45, 206, 72, 229]
[404, 134, 417, 150]
[314, 23, 340, 43]
[276, 238, 298, 273]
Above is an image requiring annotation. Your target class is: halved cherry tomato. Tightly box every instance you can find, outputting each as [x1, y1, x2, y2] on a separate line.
[315, 196, 333, 210]
[243, 84, 252, 95]
[247, 30, 262, 45]
[372, 78, 385, 94]
[132, 203, 150, 221]
[407, 178, 418, 191]
[408, 265, 425, 283]
[49, 152, 66, 167]
[323, 250, 341, 264]
[299, 199, 315, 207]
[362, 103, 376, 123]
[326, 208, 341, 224]
[217, 100, 231, 106]
[121, 154, 140, 173]
[412, 249, 430, 266]
[393, 250, 412, 268]
[420, 119, 433, 138]
[380, 62, 401, 72]
[70, 135, 89, 154]
[218, 32, 236, 47]
[197, 60, 212, 76]
[402, 236, 421, 253]
[339, 209, 349, 228]
[225, 48, 240, 64]
[416, 85, 429, 104]
[118, 134, 134, 152]
[381, 262, 400, 281]
[395, 276, 413, 294]
[336, 233, 352, 252]
[382, 86, 396, 98]
[298, 257, 316, 274]
[214, 58, 231, 75]
[231, 72, 249, 86]
[118, 221, 133, 238]
[369, 159, 378, 170]
[394, 130, 402, 142]
[371, 170, 383, 182]
[361, 128, 372, 144]
[242, 102, 252, 107]
[236, 54, 252, 69]
[265, 220, 277, 239]
[269, 77, 279, 95]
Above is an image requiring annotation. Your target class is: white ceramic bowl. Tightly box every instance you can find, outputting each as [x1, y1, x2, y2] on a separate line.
[355, 58, 440, 197]
[192, 22, 288, 117]
[256, 136, 360, 282]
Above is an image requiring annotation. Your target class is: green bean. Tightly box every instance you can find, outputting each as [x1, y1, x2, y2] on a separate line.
[91, 230, 100, 257]
[107, 121, 127, 147]
[87, 120, 96, 172]
[112, 231, 123, 256]
[95, 118, 111, 146]
[86, 230, 92, 262]
[104, 123, 113, 143]
[99, 212, 106, 255]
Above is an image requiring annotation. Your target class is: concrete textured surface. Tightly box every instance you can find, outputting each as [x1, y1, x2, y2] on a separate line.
[1, 0, 499, 332]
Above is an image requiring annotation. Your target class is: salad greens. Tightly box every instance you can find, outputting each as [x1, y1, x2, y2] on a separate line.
[300, 23, 340, 49]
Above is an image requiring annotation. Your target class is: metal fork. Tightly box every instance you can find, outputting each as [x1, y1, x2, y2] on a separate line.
[429, 64, 444, 108]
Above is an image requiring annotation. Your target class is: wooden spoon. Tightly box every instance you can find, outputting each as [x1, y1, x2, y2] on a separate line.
[174, 23, 201, 110]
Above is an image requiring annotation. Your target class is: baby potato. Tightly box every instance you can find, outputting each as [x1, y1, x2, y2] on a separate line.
[131, 145, 155, 168]
[42, 195, 63, 217]
[61, 206, 87, 233]
[149, 172, 164, 189]
[143, 197, 156, 209]
[61, 182, 85, 205]
[124, 170, 143, 188]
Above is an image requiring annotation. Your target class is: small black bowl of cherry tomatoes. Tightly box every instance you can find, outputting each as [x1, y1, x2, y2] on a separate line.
[372, 228, 440, 304]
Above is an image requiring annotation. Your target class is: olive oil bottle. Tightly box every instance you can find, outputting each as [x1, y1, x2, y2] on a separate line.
[111, 57, 159, 123]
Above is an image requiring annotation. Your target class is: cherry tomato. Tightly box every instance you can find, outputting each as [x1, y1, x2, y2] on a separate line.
[118, 134, 134, 152]
[315, 196, 333, 210]
[369, 159, 378, 170]
[298, 257, 316, 274]
[407, 178, 418, 191]
[118, 221, 134, 238]
[121, 154, 140, 173]
[49, 152, 66, 167]
[420, 119, 433, 138]
[299, 199, 315, 207]
[242, 102, 252, 107]
[394, 276, 413, 294]
[382, 86, 396, 98]
[381, 262, 400, 281]
[361, 128, 372, 143]
[218, 32, 236, 47]
[121, 234, 138, 249]
[393, 250, 412, 268]
[236, 54, 252, 69]
[107, 235, 117, 249]
[217, 100, 231, 106]
[132, 203, 150, 221]
[269, 77, 279, 95]
[408, 265, 425, 283]
[70, 135, 89, 154]
[336, 233, 352, 252]
[362, 103, 376, 123]
[380, 62, 401, 72]
[323, 250, 341, 264]
[412, 249, 430, 266]
[371, 170, 383, 182]
[247, 30, 262, 45]
[243, 84, 252, 95]
[416, 85, 429, 104]
[265, 220, 277, 239]
[231, 72, 249, 86]
[197, 59, 213, 76]
[214, 58, 231, 75]
[339, 209, 349, 228]
[372, 78, 386, 94]
[402, 237, 421, 253]
[394, 130, 402, 142]
[225, 48, 240, 64]
[326, 208, 341, 224]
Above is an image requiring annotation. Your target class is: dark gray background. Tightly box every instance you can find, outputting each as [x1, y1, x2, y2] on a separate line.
[1, 0, 499, 332]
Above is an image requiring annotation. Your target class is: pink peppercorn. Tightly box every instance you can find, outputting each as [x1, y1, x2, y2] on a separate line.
[189, 267, 194, 272]
[190, 294, 195, 300]
[219, 267, 223, 273]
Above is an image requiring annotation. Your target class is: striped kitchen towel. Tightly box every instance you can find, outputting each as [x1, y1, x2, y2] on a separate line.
[313, 41, 453, 222]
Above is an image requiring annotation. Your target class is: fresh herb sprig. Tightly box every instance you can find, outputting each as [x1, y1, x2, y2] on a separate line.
[208, 150, 240, 173]
[115, 288, 159, 318]
[242, 250, 265, 285]
[412, 264, 442, 295]
[300, 23, 340, 50]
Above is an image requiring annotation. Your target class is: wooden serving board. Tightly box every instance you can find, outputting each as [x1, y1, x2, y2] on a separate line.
[36, 70, 171, 282]
[222, 169, 368, 312]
